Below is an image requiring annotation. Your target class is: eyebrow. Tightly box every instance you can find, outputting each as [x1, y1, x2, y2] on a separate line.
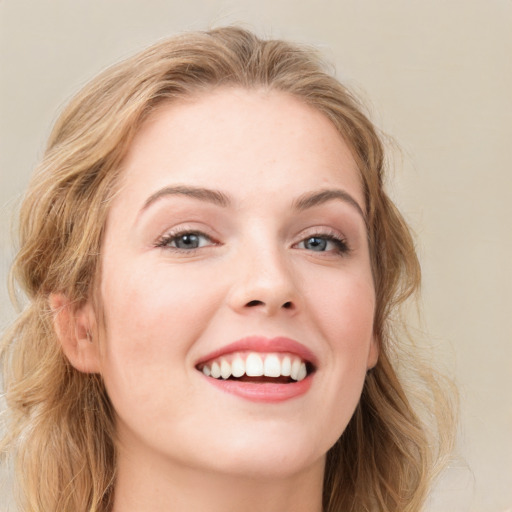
[140, 184, 365, 220]
[292, 189, 366, 220]
[141, 185, 231, 211]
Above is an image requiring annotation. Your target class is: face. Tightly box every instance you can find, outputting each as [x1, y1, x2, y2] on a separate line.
[93, 88, 377, 479]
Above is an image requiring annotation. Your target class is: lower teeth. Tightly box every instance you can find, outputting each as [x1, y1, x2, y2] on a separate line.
[227, 375, 294, 383]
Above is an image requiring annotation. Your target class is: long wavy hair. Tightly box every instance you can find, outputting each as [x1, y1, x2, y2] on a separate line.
[1, 26, 454, 511]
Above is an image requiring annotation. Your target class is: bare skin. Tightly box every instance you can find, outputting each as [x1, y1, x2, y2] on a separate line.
[55, 87, 377, 511]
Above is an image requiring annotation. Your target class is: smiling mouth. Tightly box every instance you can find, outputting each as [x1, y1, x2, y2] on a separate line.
[196, 352, 315, 383]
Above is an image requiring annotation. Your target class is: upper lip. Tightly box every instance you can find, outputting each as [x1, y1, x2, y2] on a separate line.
[195, 336, 318, 368]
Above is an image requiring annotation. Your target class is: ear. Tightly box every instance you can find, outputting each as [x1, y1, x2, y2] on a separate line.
[49, 293, 101, 374]
[367, 334, 379, 370]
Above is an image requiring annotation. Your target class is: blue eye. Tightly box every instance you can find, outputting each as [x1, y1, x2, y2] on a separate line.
[303, 236, 328, 251]
[157, 231, 212, 250]
[298, 235, 349, 253]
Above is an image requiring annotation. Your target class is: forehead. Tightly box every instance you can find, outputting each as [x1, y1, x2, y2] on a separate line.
[115, 87, 364, 212]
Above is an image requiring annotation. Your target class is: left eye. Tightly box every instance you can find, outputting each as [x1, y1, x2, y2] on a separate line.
[297, 235, 348, 253]
[158, 232, 212, 250]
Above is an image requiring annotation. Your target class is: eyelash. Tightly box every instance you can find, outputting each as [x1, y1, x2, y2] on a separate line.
[155, 228, 350, 256]
[295, 230, 350, 255]
[155, 229, 215, 252]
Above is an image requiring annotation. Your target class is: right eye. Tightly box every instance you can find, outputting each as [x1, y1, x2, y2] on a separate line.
[156, 231, 214, 251]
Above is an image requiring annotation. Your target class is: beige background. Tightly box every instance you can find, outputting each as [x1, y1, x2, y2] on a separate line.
[0, 1, 511, 511]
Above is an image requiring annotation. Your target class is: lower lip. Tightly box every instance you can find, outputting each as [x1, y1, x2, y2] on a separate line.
[201, 374, 313, 403]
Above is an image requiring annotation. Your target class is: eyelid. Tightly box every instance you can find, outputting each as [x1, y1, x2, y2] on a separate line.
[294, 226, 346, 242]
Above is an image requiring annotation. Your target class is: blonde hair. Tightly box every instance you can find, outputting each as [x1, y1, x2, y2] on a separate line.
[1, 27, 454, 511]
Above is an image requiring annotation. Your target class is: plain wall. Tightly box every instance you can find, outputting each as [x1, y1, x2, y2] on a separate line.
[1, 1, 511, 511]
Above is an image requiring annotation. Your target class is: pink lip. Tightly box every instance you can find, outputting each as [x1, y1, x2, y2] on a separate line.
[196, 336, 318, 367]
[203, 375, 313, 403]
[196, 336, 317, 403]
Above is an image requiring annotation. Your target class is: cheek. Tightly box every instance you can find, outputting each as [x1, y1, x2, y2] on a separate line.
[307, 265, 375, 347]
[304, 266, 375, 416]
[97, 261, 221, 402]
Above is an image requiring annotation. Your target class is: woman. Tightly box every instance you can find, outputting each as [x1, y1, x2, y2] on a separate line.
[0, 27, 454, 511]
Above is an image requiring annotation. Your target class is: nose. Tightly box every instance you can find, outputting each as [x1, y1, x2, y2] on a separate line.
[227, 243, 300, 317]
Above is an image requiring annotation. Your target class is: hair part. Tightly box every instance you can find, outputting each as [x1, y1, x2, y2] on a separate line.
[1, 26, 454, 512]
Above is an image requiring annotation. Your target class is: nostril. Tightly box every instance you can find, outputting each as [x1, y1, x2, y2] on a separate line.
[242, 299, 295, 311]
[246, 300, 264, 307]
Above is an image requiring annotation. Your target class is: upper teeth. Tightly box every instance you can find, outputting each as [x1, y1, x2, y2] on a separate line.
[200, 352, 308, 382]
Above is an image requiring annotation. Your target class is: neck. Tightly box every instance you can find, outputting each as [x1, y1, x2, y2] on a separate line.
[112, 445, 325, 512]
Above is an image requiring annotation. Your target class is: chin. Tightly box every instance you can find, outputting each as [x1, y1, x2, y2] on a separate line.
[188, 427, 333, 480]
[212, 450, 326, 481]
